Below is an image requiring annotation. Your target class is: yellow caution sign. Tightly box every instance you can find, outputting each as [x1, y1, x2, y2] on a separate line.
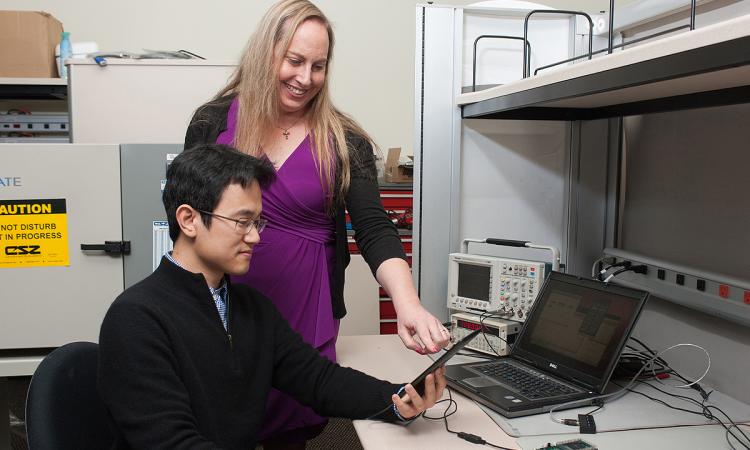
[0, 199, 69, 268]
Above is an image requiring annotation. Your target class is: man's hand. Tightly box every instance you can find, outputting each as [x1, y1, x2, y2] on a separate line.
[396, 302, 451, 354]
[392, 367, 447, 420]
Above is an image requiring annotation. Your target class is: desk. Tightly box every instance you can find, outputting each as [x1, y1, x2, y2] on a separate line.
[338, 334, 518, 450]
[337, 335, 748, 450]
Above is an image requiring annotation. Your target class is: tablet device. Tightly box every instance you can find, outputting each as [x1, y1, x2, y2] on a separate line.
[409, 328, 481, 397]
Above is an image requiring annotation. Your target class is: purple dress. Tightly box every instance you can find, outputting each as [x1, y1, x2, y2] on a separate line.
[216, 99, 337, 440]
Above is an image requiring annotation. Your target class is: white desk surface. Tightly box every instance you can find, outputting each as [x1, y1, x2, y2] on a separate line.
[337, 335, 747, 450]
[338, 334, 519, 450]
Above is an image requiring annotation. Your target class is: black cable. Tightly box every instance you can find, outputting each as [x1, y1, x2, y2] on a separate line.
[704, 405, 750, 450]
[465, 306, 525, 324]
[586, 401, 604, 415]
[610, 380, 713, 418]
[422, 388, 512, 449]
[628, 337, 711, 400]
[635, 380, 705, 409]
[422, 388, 458, 423]
[625, 340, 675, 378]
[616, 351, 670, 378]
[611, 380, 750, 450]
[612, 337, 746, 449]
[482, 311, 526, 325]
[479, 311, 505, 357]
[603, 264, 647, 283]
[598, 260, 631, 280]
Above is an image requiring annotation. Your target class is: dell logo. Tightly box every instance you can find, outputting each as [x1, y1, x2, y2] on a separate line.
[549, 363, 558, 369]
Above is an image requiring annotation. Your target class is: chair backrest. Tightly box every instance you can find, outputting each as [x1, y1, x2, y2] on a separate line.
[26, 342, 114, 450]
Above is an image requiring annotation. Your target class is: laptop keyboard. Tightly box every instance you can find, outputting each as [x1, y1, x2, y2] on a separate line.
[475, 361, 579, 400]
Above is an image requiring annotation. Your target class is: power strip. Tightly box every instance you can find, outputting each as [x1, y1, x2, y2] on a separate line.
[603, 248, 750, 327]
[0, 114, 69, 133]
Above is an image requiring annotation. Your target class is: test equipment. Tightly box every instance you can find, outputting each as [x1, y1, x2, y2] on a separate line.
[450, 312, 521, 356]
[447, 238, 560, 321]
[448, 253, 547, 319]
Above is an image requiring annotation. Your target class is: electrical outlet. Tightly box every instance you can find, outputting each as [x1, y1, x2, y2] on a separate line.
[603, 248, 750, 328]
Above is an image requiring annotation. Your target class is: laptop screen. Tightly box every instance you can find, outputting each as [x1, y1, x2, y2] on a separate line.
[512, 272, 648, 392]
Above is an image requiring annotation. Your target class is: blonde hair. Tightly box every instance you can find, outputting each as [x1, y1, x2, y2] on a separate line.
[214, 0, 372, 207]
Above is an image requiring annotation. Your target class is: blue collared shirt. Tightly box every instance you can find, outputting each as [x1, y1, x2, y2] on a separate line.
[165, 252, 228, 330]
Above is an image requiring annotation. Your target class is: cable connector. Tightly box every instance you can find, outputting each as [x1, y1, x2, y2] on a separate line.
[601, 260, 630, 275]
[578, 414, 597, 434]
[603, 264, 648, 283]
[598, 260, 630, 280]
[561, 418, 579, 426]
[457, 432, 488, 445]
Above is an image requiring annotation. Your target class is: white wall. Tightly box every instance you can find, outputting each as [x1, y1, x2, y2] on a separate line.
[1, 0, 621, 153]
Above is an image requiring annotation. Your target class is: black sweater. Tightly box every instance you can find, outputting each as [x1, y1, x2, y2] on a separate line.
[184, 97, 406, 319]
[98, 258, 402, 450]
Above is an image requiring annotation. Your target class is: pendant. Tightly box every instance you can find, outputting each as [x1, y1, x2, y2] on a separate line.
[282, 130, 290, 140]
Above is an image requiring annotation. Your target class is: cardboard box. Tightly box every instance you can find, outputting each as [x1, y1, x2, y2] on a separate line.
[0, 11, 63, 78]
[384, 147, 414, 183]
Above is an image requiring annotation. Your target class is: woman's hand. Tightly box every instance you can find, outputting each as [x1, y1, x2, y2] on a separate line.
[395, 301, 451, 354]
[392, 367, 447, 420]
[376, 258, 451, 354]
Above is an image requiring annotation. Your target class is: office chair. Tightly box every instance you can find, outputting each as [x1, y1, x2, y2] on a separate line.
[25, 341, 114, 450]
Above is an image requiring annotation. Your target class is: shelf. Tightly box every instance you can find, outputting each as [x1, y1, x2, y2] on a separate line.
[458, 14, 750, 120]
[378, 181, 413, 189]
[346, 229, 412, 237]
[0, 77, 67, 100]
[67, 58, 235, 67]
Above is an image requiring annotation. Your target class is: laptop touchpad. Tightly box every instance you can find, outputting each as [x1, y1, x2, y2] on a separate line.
[464, 376, 500, 388]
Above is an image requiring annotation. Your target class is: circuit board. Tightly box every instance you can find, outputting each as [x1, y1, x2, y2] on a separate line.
[535, 439, 597, 450]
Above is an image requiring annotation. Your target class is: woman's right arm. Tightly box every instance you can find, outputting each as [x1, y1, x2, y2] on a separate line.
[184, 98, 231, 149]
[184, 110, 211, 149]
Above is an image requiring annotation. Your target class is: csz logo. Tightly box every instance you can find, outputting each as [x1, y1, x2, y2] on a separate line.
[5, 245, 41, 255]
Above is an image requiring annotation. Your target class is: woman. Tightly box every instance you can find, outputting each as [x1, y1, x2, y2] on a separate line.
[185, 0, 449, 447]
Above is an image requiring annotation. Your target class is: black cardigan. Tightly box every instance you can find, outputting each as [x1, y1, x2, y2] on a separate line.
[98, 258, 402, 450]
[184, 97, 406, 319]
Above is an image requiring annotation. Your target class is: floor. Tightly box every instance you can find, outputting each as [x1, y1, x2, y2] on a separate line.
[6, 377, 29, 450]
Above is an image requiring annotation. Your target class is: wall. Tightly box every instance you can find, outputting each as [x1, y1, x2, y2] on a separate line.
[1, 0, 626, 153]
[620, 104, 750, 404]
[607, 0, 750, 405]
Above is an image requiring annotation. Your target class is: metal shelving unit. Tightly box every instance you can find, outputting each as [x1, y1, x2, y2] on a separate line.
[459, 14, 750, 120]
[0, 78, 67, 100]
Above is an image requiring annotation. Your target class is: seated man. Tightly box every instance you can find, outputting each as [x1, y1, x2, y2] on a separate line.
[97, 144, 446, 450]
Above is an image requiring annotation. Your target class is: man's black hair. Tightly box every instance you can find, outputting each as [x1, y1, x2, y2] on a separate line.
[162, 144, 275, 242]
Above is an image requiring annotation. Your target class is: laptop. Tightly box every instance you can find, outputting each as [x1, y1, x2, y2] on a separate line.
[445, 271, 649, 418]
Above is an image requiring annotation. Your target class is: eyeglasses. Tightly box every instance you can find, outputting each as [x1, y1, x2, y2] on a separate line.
[196, 209, 267, 234]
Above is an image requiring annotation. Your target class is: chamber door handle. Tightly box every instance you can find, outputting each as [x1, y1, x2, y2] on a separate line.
[80, 241, 131, 255]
